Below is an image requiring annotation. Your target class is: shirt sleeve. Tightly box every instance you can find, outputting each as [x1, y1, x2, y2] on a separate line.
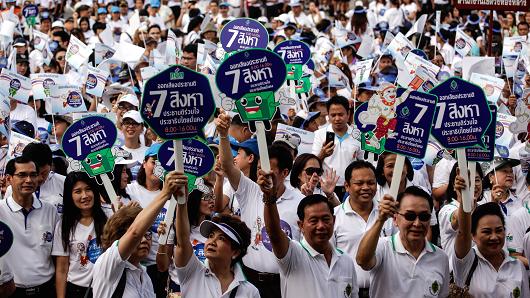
[175, 253, 203, 285]
[370, 237, 388, 271]
[233, 173, 261, 212]
[506, 211, 526, 253]
[0, 258, 13, 285]
[311, 129, 324, 156]
[51, 220, 68, 256]
[277, 240, 302, 276]
[451, 247, 475, 288]
[92, 241, 128, 297]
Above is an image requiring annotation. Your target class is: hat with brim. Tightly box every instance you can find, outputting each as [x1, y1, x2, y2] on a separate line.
[230, 138, 259, 158]
[288, 0, 302, 6]
[114, 148, 139, 168]
[44, 114, 73, 125]
[484, 157, 520, 176]
[199, 220, 242, 245]
[274, 131, 302, 149]
[145, 142, 162, 158]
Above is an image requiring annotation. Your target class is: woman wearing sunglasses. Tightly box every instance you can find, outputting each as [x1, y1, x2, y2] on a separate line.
[453, 175, 529, 297]
[156, 189, 215, 297]
[91, 171, 180, 297]
[52, 172, 108, 298]
[290, 153, 341, 206]
[439, 163, 484, 269]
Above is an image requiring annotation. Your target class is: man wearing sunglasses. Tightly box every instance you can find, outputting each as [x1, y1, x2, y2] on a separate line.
[356, 186, 450, 298]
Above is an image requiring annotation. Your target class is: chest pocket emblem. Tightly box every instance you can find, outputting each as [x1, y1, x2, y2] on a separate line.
[429, 280, 440, 296]
[344, 283, 352, 297]
[513, 287, 521, 298]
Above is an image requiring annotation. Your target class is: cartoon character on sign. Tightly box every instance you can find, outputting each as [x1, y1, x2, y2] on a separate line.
[9, 79, 21, 97]
[286, 64, 303, 81]
[357, 83, 410, 153]
[221, 89, 294, 132]
[67, 147, 129, 183]
[509, 102, 530, 141]
[43, 78, 55, 97]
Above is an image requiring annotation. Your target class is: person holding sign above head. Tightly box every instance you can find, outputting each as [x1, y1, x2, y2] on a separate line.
[215, 110, 304, 298]
[0, 157, 59, 298]
[258, 169, 358, 298]
[356, 186, 450, 298]
[453, 175, 529, 298]
[91, 171, 181, 298]
[52, 172, 108, 298]
[312, 95, 361, 200]
[125, 143, 169, 298]
[173, 172, 259, 297]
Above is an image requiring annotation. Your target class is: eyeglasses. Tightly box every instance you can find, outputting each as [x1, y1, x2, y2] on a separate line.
[117, 104, 134, 111]
[144, 231, 153, 240]
[12, 172, 38, 179]
[304, 167, 323, 176]
[201, 193, 215, 201]
[56, 56, 65, 61]
[398, 212, 431, 222]
[122, 121, 141, 127]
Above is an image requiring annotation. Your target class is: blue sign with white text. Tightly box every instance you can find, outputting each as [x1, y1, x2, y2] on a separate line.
[157, 138, 215, 177]
[141, 65, 215, 140]
[0, 221, 13, 258]
[465, 105, 496, 162]
[429, 77, 492, 149]
[385, 88, 438, 158]
[61, 116, 117, 160]
[220, 18, 269, 52]
[273, 40, 311, 65]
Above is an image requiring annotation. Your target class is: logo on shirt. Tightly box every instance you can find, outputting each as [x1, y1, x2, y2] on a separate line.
[513, 287, 521, 298]
[42, 231, 53, 243]
[344, 283, 352, 297]
[261, 220, 292, 252]
[429, 280, 440, 296]
[87, 237, 103, 264]
[192, 240, 206, 263]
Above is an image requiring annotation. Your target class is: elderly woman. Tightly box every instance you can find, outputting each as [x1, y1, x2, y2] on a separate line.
[173, 173, 259, 297]
[91, 171, 180, 297]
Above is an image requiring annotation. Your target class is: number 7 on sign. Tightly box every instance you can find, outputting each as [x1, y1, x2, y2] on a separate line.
[150, 90, 168, 118]
[165, 146, 175, 167]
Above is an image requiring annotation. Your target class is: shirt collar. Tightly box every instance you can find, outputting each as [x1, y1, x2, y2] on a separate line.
[474, 247, 517, 267]
[300, 237, 341, 258]
[203, 260, 248, 289]
[341, 198, 378, 215]
[7, 194, 41, 212]
[391, 232, 435, 255]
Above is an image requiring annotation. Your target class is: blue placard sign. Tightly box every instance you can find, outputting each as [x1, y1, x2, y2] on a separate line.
[157, 139, 215, 177]
[216, 49, 286, 101]
[0, 221, 13, 258]
[384, 88, 438, 159]
[220, 18, 269, 52]
[465, 104, 496, 161]
[429, 77, 492, 148]
[141, 65, 215, 140]
[273, 40, 311, 65]
[61, 116, 117, 160]
[23, 4, 38, 18]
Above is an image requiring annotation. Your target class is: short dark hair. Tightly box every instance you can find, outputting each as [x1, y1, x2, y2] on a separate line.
[269, 144, 293, 172]
[183, 43, 198, 56]
[325, 95, 349, 113]
[471, 202, 505, 235]
[148, 24, 161, 33]
[297, 194, 334, 221]
[6, 156, 38, 176]
[518, 21, 529, 29]
[396, 186, 433, 211]
[92, 22, 106, 32]
[290, 153, 322, 189]
[375, 153, 413, 186]
[22, 143, 53, 167]
[344, 160, 376, 185]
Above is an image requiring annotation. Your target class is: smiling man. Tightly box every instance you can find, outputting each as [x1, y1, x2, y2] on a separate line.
[0, 157, 59, 297]
[356, 186, 450, 298]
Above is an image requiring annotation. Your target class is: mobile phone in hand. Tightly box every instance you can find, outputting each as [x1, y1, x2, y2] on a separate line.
[325, 132, 335, 146]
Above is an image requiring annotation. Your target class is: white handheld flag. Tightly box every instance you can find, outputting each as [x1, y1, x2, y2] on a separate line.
[405, 14, 428, 38]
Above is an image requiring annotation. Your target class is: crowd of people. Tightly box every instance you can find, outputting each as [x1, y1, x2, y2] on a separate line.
[0, 0, 529, 297]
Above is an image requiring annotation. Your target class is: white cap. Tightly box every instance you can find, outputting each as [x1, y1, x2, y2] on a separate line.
[288, 0, 302, 6]
[122, 110, 143, 124]
[52, 20, 64, 28]
[355, 1, 363, 6]
[199, 220, 242, 245]
[257, 16, 268, 23]
[117, 94, 139, 107]
[274, 14, 289, 24]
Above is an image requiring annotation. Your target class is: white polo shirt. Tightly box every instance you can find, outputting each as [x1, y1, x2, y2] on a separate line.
[277, 238, 358, 298]
[369, 233, 450, 298]
[311, 124, 361, 186]
[176, 255, 260, 298]
[439, 200, 459, 267]
[0, 196, 58, 287]
[483, 190, 522, 220]
[235, 173, 304, 273]
[453, 247, 529, 297]
[92, 240, 155, 298]
[432, 158, 456, 189]
[506, 202, 530, 254]
[52, 220, 105, 287]
[333, 199, 395, 289]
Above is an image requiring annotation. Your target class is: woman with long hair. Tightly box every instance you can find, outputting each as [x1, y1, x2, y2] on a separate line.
[52, 172, 108, 298]
[156, 189, 215, 296]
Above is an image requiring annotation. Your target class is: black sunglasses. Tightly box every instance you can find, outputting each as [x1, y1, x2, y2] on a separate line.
[304, 167, 323, 176]
[398, 212, 431, 222]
